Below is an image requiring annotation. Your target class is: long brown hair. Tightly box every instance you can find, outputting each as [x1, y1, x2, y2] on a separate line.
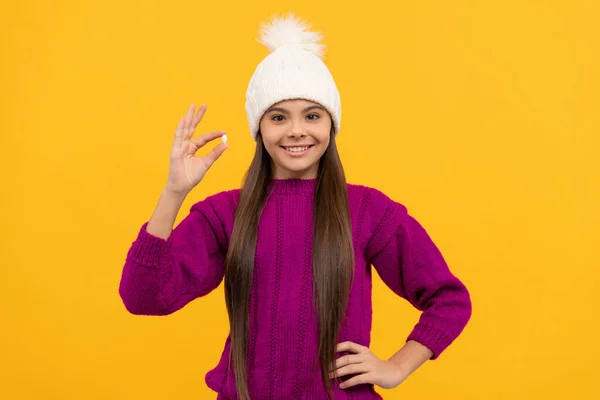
[224, 126, 355, 399]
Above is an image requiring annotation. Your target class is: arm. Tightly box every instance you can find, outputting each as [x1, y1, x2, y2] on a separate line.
[145, 187, 188, 240]
[386, 340, 433, 380]
[119, 190, 227, 316]
[368, 207, 472, 361]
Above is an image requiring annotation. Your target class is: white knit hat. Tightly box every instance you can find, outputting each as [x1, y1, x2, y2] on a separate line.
[245, 13, 341, 141]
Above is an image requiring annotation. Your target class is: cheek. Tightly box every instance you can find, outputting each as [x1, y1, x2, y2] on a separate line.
[262, 138, 285, 160]
[262, 142, 278, 158]
[314, 144, 328, 159]
[318, 135, 331, 150]
[259, 130, 278, 152]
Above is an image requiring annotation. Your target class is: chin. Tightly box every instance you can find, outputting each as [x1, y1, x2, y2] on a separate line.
[280, 163, 312, 173]
[273, 159, 316, 175]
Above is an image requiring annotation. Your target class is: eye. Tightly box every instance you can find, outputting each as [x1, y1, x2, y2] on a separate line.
[307, 113, 320, 120]
[271, 114, 285, 122]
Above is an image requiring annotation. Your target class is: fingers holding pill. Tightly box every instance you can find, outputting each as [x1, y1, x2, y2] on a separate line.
[190, 131, 227, 148]
[166, 103, 229, 194]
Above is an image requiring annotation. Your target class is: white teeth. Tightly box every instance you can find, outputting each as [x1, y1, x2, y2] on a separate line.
[285, 146, 310, 152]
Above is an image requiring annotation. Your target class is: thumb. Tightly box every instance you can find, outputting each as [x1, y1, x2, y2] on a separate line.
[201, 143, 228, 169]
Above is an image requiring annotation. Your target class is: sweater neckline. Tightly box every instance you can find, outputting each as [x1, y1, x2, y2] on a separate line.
[267, 178, 317, 194]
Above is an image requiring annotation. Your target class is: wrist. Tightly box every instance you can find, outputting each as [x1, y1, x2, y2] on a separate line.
[387, 340, 432, 380]
[163, 185, 189, 200]
[386, 358, 410, 381]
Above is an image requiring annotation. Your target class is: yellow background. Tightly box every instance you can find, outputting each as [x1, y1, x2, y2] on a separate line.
[1, 0, 598, 398]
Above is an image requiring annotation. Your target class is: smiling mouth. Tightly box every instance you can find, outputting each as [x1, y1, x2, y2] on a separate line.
[280, 144, 314, 153]
[280, 145, 315, 153]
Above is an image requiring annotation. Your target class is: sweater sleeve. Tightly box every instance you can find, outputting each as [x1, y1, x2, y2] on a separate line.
[365, 195, 472, 360]
[118, 198, 227, 316]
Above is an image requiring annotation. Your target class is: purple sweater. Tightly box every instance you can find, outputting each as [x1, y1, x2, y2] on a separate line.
[119, 178, 471, 399]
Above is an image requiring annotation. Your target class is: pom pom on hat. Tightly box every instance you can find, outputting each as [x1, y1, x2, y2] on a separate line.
[245, 12, 341, 141]
[257, 12, 325, 59]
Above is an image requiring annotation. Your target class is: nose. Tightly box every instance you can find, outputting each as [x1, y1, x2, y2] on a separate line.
[289, 120, 306, 137]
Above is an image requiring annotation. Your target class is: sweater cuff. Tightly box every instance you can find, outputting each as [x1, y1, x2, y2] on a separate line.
[126, 222, 170, 268]
[406, 323, 453, 360]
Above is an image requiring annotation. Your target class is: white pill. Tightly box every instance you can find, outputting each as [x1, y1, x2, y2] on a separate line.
[222, 134, 228, 143]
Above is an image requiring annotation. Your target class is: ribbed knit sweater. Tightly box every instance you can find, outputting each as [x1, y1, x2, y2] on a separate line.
[119, 178, 471, 399]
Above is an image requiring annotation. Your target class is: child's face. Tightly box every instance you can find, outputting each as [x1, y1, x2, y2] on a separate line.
[259, 99, 332, 179]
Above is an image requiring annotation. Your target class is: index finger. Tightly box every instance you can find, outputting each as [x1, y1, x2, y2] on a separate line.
[190, 130, 227, 148]
[335, 341, 365, 354]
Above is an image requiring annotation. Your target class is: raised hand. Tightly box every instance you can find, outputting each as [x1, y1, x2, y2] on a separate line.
[165, 104, 228, 195]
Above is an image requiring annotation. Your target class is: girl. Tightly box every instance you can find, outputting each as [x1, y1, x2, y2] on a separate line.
[119, 13, 471, 400]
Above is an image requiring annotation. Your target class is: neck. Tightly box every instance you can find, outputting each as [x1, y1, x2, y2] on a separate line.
[271, 162, 318, 180]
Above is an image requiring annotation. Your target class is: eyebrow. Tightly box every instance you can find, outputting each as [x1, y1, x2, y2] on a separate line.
[265, 105, 326, 114]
